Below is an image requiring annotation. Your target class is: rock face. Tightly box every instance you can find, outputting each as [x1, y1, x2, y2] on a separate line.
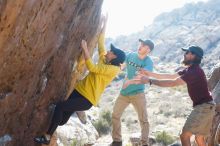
[0, 0, 103, 146]
[208, 63, 220, 104]
[208, 64, 220, 146]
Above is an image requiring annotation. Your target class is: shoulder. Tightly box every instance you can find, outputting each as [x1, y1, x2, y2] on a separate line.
[126, 52, 136, 60]
[144, 56, 153, 64]
[110, 65, 121, 74]
[100, 63, 121, 74]
[184, 65, 204, 77]
[127, 52, 136, 57]
[191, 65, 204, 73]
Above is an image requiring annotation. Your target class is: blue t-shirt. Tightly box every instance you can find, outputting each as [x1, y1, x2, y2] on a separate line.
[120, 52, 153, 96]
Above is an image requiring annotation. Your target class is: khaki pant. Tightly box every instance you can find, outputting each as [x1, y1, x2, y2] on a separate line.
[112, 93, 149, 145]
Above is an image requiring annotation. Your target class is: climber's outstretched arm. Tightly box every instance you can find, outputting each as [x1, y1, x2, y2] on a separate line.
[98, 15, 108, 57]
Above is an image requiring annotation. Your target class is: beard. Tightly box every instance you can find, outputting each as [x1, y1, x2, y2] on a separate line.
[181, 57, 193, 66]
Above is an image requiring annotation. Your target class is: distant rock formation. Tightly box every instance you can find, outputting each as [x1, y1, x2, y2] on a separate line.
[0, 0, 103, 146]
[112, 0, 220, 71]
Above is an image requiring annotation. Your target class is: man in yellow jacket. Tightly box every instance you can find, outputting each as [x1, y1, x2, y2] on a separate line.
[34, 18, 126, 145]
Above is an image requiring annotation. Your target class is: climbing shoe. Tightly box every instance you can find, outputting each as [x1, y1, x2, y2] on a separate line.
[34, 135, 50, 145]
[110, 141, 122, 146]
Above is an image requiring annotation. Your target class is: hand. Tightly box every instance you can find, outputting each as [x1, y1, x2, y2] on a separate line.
[122, 80, 133, 89]
[134, 74, 150, 84]
[138, 68, 150, 76]
[81, 40, 90, 60]
[140, 76, 150, 84]
[81, 40, 87, 50]
[122, 76, 148, 89]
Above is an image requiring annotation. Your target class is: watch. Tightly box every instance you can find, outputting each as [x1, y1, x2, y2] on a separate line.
[149, 79, 152, 85]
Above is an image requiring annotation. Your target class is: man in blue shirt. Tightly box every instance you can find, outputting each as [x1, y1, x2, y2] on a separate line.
[111, 39, 154, 146]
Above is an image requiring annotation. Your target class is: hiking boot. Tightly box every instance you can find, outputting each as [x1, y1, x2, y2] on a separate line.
[34, 135, 50, 145]
[110, 141, 122, 146]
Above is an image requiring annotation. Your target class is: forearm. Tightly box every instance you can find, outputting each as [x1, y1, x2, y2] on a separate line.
[150, 77, 185, 87]
[98, 15, 107, 56]
[150, 79, 176, 87]
[148, 72, 179, 80]
[98, 33, 105, 52]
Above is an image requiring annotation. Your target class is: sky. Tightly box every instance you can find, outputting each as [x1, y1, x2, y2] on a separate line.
[102, 0, 209, 38]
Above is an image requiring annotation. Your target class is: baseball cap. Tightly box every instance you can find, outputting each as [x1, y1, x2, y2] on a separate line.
[110, 44, 126, 66]
[182, 45, 204, 58]
[139, 39, 154, 51]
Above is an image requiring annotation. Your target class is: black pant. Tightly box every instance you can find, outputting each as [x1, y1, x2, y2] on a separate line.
[47, 90, 92, 135]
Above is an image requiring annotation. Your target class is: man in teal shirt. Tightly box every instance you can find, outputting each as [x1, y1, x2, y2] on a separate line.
[111, 39, 154, 146]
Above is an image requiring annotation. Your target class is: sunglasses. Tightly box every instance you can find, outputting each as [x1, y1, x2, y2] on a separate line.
[185, 51, 195, 55]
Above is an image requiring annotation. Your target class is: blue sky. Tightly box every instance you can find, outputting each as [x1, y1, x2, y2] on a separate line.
[102, 0, 209, 38]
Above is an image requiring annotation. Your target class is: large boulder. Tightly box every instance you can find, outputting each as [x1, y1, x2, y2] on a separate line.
[208, 63, 220, 146]
[208, 63, 220, 105]
[56, 113, 98, 146]
[0, 0, 103, 145]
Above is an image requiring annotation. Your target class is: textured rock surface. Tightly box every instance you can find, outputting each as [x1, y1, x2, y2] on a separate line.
[208, 63, 220, 104]
[0, 0, 103, 145]
[208, 64, 220, 146]
[56, 113, 98, 146]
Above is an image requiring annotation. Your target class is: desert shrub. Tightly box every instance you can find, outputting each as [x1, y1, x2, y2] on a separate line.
[92, 110, 112, 135]
[71, 138, 85, 146]
[71, 139, 77, 146]
[101, 110, 112, 125]
[155, 131, 175, 146]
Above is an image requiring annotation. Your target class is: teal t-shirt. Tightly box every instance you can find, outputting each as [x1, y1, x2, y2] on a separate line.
[120, 52, 153, 96]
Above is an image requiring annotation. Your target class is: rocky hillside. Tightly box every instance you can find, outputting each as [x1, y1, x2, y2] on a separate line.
[111, 0, 220, 71]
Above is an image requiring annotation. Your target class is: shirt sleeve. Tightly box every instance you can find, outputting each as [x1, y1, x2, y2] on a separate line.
[144, 58, 153, 72]
[85, 59, 119, 75]
[178, 69, 196, 84]
[98, 33, 107, 58]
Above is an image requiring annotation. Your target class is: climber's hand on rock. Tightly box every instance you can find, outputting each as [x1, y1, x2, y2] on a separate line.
[81, 40, 90, 60]
[81, 40, 87, 50]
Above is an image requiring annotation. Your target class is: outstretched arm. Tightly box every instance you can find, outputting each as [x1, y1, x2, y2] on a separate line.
[149, 77, 186, 87]
[123, 74, 186, 89]
[81, 39, 119, 75]
[123, 74, 150, 89]
[98, 15, 108, 57]
[139, 69, 179, 79]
